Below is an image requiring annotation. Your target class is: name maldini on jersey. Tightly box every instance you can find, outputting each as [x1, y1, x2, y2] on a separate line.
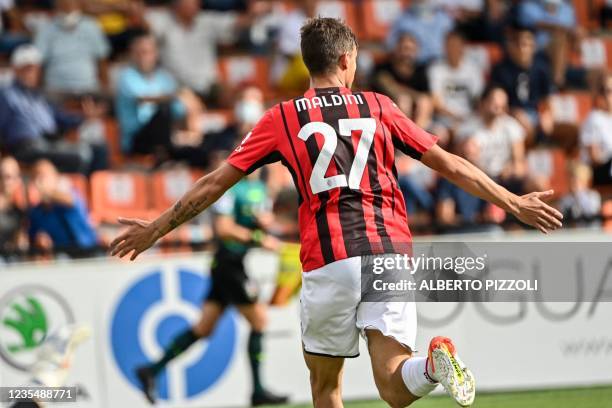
[295, 93, 365, 112]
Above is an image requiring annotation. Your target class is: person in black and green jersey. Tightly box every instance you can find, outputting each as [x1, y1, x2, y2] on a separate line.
[135, 170, 289, 406]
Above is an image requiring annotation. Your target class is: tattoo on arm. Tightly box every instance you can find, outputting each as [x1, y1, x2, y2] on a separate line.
[160, 196, 211, 235]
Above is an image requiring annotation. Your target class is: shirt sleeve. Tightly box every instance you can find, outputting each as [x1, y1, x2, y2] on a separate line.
[203, 12, 238, 44]
[86, 19, 110, 59]
[379, 94, 438, 160]
[506, 116, 526, 143]
[580, 113, 600, 147]
[226, 108, 279, 173]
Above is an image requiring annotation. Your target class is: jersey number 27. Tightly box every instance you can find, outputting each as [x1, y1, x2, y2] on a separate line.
[298, 118, 376, 194]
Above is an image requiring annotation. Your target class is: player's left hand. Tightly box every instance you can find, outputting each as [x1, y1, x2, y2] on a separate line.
[109, 217, 157, 260]
[513, 190, 563, 234]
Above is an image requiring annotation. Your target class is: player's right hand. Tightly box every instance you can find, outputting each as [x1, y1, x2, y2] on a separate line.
[513, 190, 563, 234]
[109, 217, 157, 261]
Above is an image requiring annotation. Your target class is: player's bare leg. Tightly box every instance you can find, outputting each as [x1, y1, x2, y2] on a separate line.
[367, 330, 476, 407]
[136, 301, 224, 404]
[238, 303, 289, 406]
[365, 329, 421, 408]
[303, 351, 345, 408]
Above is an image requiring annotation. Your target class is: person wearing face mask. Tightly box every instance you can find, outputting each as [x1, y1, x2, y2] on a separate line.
[34, 0, 110, 95]
[194, 86, 266, 170]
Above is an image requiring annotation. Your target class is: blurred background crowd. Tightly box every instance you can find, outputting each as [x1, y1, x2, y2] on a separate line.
[1, 0, 612, 262]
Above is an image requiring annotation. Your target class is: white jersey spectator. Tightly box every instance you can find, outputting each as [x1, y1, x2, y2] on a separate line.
[34, 0, 109, 94]
[580, 110, 612, 166]
[146, 0, 237, 96]
[457, 87, 526, 180]
[458, 115, 525, 178]
[428, 30, 484, 119]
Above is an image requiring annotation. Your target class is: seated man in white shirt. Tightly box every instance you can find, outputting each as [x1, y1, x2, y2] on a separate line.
[428, 29, 484, 129]
[580, 72, 612, 186]
[146, 0, 260, 107]
[455, 86, 528, 194]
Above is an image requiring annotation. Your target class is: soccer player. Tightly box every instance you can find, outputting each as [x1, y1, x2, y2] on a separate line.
[135, 170, 288, 406]
[110, 18, 563, 408]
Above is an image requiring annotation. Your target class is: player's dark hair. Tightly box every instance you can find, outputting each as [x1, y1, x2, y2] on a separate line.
[300, 17, 358, 76]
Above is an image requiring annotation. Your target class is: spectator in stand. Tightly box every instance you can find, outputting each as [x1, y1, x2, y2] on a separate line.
[0, 0, 29, 55]
[558, 161, 601, 226]
[491, 24, 554, 142]
[82, 0, 148, 59]
[199, 86, 266, 168]
[0, 156, 27, 261]
[271, 0, 316, 95]
[371, 33, 434, 131]
[28, 159, 99, 258]
[34, 0, 110, 95]
[115, 32, 205, 165]
[517, 0, 578, 88]
[0, 45, 106, 174]
[580, 72, 612, 186]
[435, 137, 502, 232]
[428, 29, 484, 128]
[456, 86, 527, 194]
[145, 0, 259, 106]
[386, 0, 454, 64]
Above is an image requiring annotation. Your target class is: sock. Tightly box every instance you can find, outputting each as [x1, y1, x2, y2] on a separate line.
[400, 356, 438, 397]
[150, 329, 199, 375]
[248, 330, 265, 396]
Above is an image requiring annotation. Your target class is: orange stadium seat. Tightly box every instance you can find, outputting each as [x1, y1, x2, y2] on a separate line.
[90, 171, 151, 223]
[573, 0, 604, 31]
[602, 199, 612, 231]
[150, 168, 204, 212]
[103, 118, 124, 168]
[218, 56, 271, 94]
[527, 148, 569, 198]
[360, 0, 407, 41]
[548, 92, 594, 125]
[576, 37, 612, 69]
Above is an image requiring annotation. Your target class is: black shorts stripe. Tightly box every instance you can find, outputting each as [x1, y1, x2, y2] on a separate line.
[293, 97, 335, 265]
[355, 92, 394, 253]
[374, 93, 399, 215]
[316, 88, 370, 258]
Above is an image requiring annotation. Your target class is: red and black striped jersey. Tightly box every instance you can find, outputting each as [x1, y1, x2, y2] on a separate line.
[227, 87, 438, 271]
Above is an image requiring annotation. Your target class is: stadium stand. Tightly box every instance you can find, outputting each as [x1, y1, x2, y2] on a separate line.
[1, 0, 612, 261]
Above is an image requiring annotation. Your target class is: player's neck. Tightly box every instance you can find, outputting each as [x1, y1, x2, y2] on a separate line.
[310, 74, 348, 90]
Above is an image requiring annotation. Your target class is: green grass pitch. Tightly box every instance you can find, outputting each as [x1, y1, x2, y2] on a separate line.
[273, 385, 612, 408]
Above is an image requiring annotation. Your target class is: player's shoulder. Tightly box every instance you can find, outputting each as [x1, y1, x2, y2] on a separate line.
[362, 91, 397, 112]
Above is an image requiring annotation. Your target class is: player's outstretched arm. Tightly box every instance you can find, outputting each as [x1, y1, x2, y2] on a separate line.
[109, 162, 244, 260]
[421, 144, 563, 233]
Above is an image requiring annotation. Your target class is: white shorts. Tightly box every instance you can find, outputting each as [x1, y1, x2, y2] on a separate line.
[300, 255, 417, 358]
